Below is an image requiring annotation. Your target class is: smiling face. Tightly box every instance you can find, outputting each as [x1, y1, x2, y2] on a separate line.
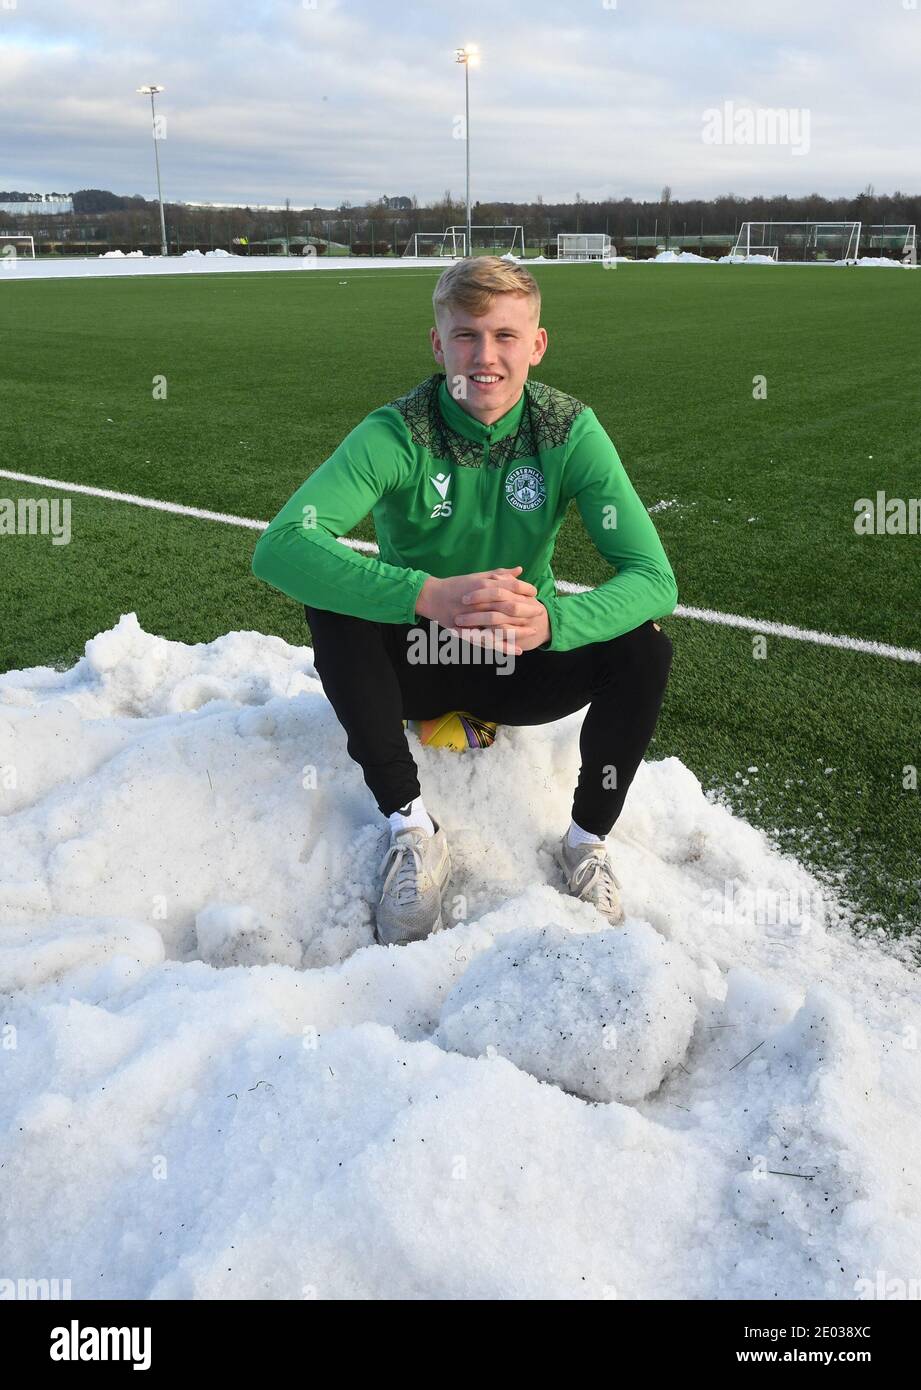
[430, 293, 549, 426]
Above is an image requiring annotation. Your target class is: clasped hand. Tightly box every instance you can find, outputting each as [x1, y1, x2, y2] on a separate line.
[416, 566, 550, 656]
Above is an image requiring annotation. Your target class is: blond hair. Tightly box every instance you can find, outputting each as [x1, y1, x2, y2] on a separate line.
[432, 255, 541, 323]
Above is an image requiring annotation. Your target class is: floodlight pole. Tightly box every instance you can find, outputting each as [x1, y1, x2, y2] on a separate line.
[465, 61, 470, 256]
[455, 45, 479, 257]
[137, 85, 168, 256]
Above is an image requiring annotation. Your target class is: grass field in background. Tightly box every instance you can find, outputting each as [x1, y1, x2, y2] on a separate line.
[2, 264, 919, 938]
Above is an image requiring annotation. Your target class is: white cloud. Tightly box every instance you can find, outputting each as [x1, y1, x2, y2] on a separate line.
[0, 0, 917, 203]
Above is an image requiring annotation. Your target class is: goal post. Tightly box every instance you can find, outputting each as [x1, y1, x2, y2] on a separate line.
[447, 225, 524, 257]
[444, 225, 524, 257]
[402, 230, 465, 257]
[730, 221, 861, 263]
[0, 234, 36, 264]
[862, 224, 917, 265]
[557, 233, 612, 261]
[404, 225, 525, 258]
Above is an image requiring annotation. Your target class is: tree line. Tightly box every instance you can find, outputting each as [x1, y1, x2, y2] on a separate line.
[2, 185, 917, 254]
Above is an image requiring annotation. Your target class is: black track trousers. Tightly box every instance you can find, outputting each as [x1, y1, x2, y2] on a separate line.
[305, 605, 673, 836]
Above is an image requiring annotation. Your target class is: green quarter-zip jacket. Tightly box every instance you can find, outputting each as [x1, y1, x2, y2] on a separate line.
[251, 372, 678, 652]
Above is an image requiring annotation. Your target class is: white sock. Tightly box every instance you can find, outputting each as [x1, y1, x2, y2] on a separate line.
[566, 818, 605, 849]
[388, 795, 435, 838]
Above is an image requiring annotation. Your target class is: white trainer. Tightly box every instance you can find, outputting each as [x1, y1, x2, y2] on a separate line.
[375, 819, 452, 945]
[555, 834, 625, 925]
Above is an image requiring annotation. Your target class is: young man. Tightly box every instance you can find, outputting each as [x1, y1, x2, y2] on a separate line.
[252, 257, 677, 944]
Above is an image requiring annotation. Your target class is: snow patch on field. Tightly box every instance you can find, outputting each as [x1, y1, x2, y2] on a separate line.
[836, 256, 906, 268]
[652, 250, 712, 263]
[1, 255, 455, 280]
[1, 613, 919, 1299]
[719, 253, 778, 265]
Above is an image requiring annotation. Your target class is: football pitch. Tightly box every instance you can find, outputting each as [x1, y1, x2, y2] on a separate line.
[2, 263, 919, 937]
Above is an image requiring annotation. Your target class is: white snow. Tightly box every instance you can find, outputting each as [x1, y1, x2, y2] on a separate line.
[834, 256, 905, 268]
[1, 255, 466, 281]
[6, 252, 914, 282]
[1, 612, 919, 1299]
[435, 922, 700, 1103]
[651, 249, 712, 263]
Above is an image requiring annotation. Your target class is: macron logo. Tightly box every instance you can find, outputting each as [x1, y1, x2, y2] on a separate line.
[430, 472, 451, 500]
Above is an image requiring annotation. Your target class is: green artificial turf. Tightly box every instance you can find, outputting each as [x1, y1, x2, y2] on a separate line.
[1, 265, 918, 936]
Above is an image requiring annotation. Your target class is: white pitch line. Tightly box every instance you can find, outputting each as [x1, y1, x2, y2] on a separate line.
[0, 469, 266, 530]
[2, 468, 918, 665]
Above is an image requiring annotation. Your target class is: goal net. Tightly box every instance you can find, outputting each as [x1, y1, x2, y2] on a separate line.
[863, 224, 917, 265]
[557, 233, 612, 261]
[403, 230, 465, 258]
[444, 225, 524, 257]
[730, 222, 861, 263]
[739, 244, 779, 262]
[0, 234, 36, 264]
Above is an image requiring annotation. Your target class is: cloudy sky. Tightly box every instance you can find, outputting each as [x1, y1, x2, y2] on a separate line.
[1, 0, 918, 207]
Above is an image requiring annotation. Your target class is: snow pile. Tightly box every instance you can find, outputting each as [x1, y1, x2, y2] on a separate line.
[435, 922, 699, 1103]
[835, 256, 904, 268]
[1, 613, 920, 1299]
[719, 253, 777, 265]
[652, 249, 712, 264]
[206, 248, 232, 257]
[99, 249, 125, 257]
[182, 248, 204, 257]
[12, 256, 563, 281]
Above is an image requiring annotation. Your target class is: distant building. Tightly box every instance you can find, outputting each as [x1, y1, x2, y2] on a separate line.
[0, 197, 74, 216]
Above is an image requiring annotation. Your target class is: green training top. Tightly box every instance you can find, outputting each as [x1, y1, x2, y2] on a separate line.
[251, 372, 678, 653]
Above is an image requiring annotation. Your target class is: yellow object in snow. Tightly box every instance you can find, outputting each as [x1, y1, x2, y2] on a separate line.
[403, 712, 498, 750]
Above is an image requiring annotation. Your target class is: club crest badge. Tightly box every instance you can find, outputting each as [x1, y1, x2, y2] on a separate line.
[504, 466, 546, 512]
